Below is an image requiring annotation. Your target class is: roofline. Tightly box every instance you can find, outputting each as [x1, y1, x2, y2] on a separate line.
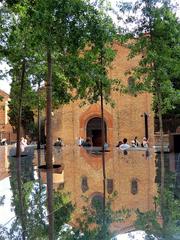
[0, 89, 10, 97]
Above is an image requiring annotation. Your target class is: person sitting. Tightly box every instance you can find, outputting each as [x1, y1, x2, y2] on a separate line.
[104, 142, 109, 150]
[0, 138, 7, 145]
[54, 137, 63, 147]
[141, 137, 148, 148]
[131, 140, 137, 147]
[82, 138, 92, 147]
[134, 136, 140, 147]
[77, 137, 84, 146]
[116, 141, 123, 147]
[20, 137, 27, 152]
[119, 138, 130, 150]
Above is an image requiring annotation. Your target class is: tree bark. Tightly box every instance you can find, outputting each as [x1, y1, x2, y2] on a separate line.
[37, 81, 41, 149]
[16, 60, 26, 157]
[100, 81, 106, 211]
[100, 50, 106, 227]
[45, 48, 53, 168]
[45, 48, 54, 240]
[157, 90, 165, 227]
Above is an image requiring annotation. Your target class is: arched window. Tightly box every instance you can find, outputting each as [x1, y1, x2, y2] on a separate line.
[131, 179, 138, 195]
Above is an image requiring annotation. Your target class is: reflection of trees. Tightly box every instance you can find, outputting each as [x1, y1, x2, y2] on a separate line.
[7, 155, 48, 239]
[135, 154, 180, 239]
[59, 194, 130, 240]
[0, 153, 74, 239]
[135, 188, 180, 240]
[0, 195, 5, 205]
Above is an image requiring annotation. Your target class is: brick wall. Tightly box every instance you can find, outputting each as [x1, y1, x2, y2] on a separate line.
[52, 42, 154, 147]
[0, 90, 16, 143]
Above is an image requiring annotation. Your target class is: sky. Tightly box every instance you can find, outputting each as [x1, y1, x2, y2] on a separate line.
[0, 62, 11, 94]
[0, 0, 179, 94]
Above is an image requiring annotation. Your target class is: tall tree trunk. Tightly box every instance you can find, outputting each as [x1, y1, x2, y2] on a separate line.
[100, 50, 106, 230]
[45, 48, 54, 240]
[16, 60, 26, 157]
[37, 81, 41, 149]
[45, 48, 53, 168]
[157, 90, 165, 227]
[100, 83, 106, 211]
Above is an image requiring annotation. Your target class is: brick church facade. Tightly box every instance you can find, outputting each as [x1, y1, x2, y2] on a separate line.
[52, 42, 154, 147]
[0, 89, 16, 143]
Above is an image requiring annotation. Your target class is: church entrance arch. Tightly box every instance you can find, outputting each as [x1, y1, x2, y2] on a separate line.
[86, 117, 107, 146]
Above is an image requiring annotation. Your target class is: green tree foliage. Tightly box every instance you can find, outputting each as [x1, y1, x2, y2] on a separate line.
[8, 79, 36, 136]
[53, 191, 75, 238]
[59, 193, 131, 240]
[1, 2, 118, 237]
[117, 0, 180, 222]
[0, 1, 39, 155]
[135, 187, 180, 239]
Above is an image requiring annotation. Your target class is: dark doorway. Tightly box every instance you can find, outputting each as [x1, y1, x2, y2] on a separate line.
[86, 117, 107, 146]
[174, 135, 180, 153]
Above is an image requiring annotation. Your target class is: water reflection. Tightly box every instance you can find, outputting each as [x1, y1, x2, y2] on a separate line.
[0, 146, 9, 180]
[0, 145, 158, 238]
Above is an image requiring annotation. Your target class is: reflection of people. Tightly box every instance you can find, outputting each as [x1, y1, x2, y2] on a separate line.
[141, 137, 148, 148]
[119, 138, 130, 150]
[54, 137, 63, 147]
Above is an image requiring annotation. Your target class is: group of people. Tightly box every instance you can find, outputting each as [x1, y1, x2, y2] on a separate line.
[116, 136, 149, 150]
[77, 137, 109, 149]
[53, 136, 148, 150]
[78, 137, 92, 147]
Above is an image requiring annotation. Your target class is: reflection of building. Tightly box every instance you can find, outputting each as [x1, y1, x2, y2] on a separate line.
[33, 148, 65, 190]
[56, 146, 157, 234]
[0, 90, 16, 143]
[0, 146, 9, 180]
[52, 43, 154, 147]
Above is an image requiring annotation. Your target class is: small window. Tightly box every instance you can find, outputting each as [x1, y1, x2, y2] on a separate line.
[131, 179, 138, 195]
[81, 176, 89, 193]
[107, 179, 113, 194]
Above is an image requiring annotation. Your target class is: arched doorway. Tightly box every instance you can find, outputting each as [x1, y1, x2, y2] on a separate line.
[86, 117, 107, 146]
